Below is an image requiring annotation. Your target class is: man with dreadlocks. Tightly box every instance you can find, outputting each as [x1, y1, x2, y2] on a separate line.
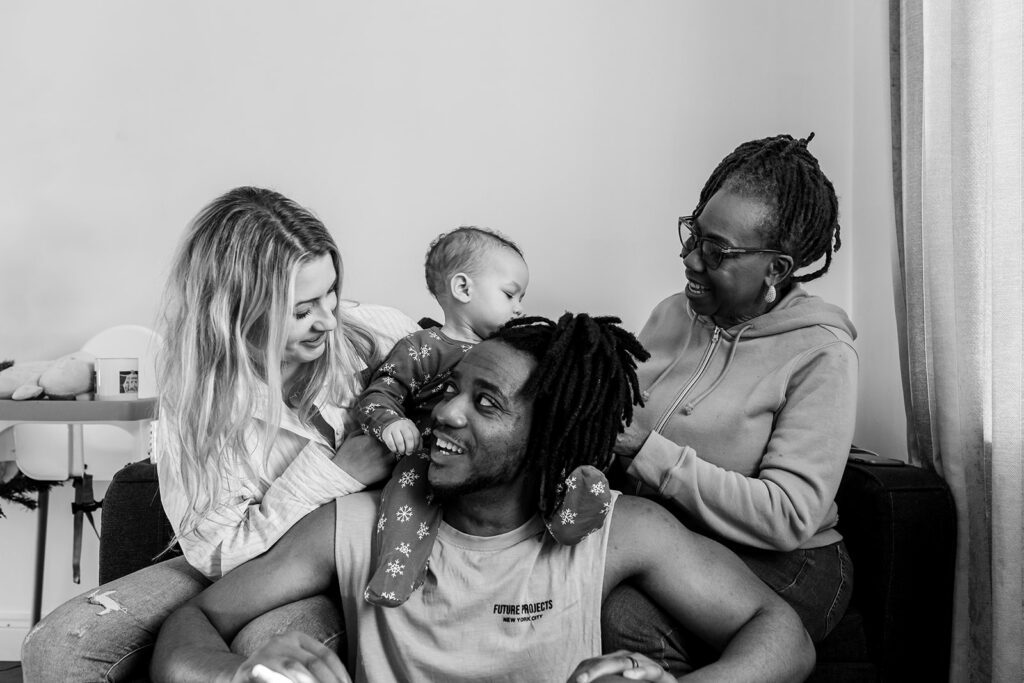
[606, 133, 858, 671]
[152, 313, 815, 683]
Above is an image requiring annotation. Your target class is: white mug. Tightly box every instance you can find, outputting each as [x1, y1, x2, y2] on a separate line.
[95, 357, 140, 400]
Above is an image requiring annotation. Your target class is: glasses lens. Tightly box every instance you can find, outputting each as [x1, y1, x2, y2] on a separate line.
[681, 233, 697, 254]
[702, 241, 724, 269]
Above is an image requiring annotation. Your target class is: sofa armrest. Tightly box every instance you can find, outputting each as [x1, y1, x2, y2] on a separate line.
[834, 456, 956, 682]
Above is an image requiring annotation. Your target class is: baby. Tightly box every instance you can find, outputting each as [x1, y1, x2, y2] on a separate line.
[358, 227, 611, 607]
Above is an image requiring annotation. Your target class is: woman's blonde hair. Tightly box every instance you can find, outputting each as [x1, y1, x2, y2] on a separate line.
[157, 186, 381, 538]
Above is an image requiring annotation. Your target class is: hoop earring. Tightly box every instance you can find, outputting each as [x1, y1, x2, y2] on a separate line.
[764, 284, 777, 304]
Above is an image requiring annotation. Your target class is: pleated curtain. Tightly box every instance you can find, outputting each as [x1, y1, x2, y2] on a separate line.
[892, 1, 1023, 680]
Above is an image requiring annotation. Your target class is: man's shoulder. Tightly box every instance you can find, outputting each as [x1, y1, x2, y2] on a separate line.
[606, 495, 693, 558]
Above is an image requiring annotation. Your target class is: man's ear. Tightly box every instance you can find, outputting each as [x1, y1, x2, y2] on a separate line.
[450, 273, 472, 303]
[767, 254, 795, 286]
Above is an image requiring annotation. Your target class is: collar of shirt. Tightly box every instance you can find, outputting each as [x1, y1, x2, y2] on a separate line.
[251, 383, 346, 450]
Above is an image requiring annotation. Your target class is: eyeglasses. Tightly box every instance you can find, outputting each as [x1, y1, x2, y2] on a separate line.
[677, 216, 785, 270]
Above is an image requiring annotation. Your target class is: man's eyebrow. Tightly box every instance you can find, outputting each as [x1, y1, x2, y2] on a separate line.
[294, 280, 338, 307]
[474, 377, 508, 399]
[452, 369, 512, 403]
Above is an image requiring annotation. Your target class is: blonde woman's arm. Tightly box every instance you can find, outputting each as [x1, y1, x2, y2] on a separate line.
[156, 434, 372, 578]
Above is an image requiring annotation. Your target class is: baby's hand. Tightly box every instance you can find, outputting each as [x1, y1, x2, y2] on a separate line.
[382, 419, 422, 456]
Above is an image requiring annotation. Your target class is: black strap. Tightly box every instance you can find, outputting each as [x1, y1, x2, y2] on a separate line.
[71, 474, 101, 584]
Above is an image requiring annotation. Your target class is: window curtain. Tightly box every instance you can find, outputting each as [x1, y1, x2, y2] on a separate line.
[891, 1, 1023, 681]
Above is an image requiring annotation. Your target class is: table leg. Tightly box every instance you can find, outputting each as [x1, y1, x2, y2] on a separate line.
[31, 485, 49, 625]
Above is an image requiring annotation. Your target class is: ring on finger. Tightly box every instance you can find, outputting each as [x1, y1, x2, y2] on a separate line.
[627, 655, 639, 669]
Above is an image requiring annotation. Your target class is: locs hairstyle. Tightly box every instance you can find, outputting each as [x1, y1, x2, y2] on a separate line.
[492, 313, 650, 517]
[694, 133, 841, 283]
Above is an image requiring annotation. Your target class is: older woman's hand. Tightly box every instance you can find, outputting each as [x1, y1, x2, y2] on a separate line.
[613, 420, 651, 458]
[332, 433, 393, 486]
[567, 651, 674, 683]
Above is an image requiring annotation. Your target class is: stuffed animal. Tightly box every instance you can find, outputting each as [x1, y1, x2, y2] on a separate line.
[0, 353, 95, 400]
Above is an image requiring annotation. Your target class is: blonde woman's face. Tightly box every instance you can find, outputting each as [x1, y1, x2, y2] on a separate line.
[282, 254, 338, 377]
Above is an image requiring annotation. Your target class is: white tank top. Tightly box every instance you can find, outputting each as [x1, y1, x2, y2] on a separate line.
[334, 491, 615, 682]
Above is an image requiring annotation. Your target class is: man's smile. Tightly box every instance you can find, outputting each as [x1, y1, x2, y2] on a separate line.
[431, 431, 467, 459]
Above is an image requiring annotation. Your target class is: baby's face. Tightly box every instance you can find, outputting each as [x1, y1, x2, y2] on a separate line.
[465, 249, 529, 338]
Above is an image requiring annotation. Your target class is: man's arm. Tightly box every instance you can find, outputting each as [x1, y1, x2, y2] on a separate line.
[601, 496, 815, 682]
[151, 502, 342, 683]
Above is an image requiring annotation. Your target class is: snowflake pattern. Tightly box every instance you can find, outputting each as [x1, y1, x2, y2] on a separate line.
[565, 475, 578, 491]
[428, 330, 441, 340]
[385, 560, 404, 577]
[407, 347, 420, 361]
[601, 501, 611, 515]
[559, 508, 577, 526]
[417, 522, 431, 539]
[396, 505, 414, 522]
[419, 345, 431, 358]
[399, 470, 420, 488]
[380, 362, 396, 375]
[377, 515, 387, 532]
[362, 402, 382, 415]
[397, 542, 411, 557]
[381, 591, 397, 601]
[382, 376, 395, 386]
[590, 481, 606, 495]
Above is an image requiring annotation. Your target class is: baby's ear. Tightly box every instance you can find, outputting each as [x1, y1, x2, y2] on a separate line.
[450, 273, 473, 303]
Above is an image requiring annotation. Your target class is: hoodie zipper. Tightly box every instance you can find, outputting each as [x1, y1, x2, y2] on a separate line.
[651, 327, 720, 433]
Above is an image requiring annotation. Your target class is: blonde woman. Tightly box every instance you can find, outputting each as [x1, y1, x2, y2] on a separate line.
[22, 186, 417, 681]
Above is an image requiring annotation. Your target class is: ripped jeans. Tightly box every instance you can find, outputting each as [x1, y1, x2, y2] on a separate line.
[20, 555, 343, 682]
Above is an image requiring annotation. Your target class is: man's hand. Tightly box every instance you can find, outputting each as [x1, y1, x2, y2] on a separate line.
[332, 433, 393, 485]
[233, 632, 350, 683]
[568, 651, 674, 683]
[381, 418, 422, 456]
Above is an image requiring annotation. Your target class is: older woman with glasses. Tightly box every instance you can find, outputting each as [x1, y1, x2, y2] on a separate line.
[605, 133, 857, 674]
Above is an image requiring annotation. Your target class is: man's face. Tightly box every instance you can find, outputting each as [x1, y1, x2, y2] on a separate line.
[427, 340, 535, 498]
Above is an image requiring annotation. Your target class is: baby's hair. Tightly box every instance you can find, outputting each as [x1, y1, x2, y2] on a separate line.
[493, 313, 650, 517]
[424, 226, 523, 298]
[695, 132, 841, 283]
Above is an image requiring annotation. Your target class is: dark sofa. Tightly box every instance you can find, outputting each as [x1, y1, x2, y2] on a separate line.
[98, 453, 955, 681]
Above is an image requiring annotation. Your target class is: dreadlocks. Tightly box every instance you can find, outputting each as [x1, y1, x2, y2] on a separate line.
[694, 132, 841, 283]
[493, 313, 650, 517]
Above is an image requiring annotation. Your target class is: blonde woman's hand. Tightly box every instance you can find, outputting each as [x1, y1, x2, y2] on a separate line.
[332, 433, 393, 485]
[567, 651, 674, 683]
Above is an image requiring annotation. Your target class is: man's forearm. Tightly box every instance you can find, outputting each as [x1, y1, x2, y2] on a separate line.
[151, 603, 245, 683]
[682, 605, 815, 683]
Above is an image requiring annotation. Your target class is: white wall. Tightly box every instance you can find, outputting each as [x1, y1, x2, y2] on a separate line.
[0, 0, 905, 659]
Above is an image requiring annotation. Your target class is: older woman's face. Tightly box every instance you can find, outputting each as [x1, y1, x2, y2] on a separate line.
[681, 190, 778, 328]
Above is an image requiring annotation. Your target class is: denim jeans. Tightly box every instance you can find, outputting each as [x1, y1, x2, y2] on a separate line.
[601, 540, 853, 675]
[21, 555, 343, 682]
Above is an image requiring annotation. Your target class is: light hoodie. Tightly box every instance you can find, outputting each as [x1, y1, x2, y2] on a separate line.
[627, 285, 858, 552]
